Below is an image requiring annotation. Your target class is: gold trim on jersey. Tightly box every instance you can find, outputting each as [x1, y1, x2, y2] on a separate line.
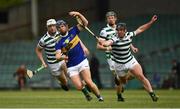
[69, 35, 80, 49]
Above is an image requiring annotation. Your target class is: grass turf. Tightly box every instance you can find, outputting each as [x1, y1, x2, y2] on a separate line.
[0, 89, 179, 108]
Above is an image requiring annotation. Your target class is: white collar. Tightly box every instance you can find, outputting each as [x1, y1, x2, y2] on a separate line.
[47, 31, 59, 38]
[61, 32, 69, 37]
[107, 24, 116, 31]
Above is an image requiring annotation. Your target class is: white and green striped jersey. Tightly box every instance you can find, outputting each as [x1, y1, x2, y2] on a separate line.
[111, 31, 136, 64]
[99, 24, 116, 59]
[38, 32, 60, 64]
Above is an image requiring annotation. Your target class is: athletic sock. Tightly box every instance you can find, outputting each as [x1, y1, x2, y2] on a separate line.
[117, 93, 122, 98]
[81, 87, 89, 96]
[82, 87, 92, 101]
[117, 93, 124, 101]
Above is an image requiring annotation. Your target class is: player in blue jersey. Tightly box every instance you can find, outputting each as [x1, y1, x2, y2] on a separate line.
[55, 11, 103, 101]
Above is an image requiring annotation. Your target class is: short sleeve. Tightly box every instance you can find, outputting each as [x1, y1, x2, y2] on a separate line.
[99, 29, 107, 39]
[37, 37, 45, 48]
[129, 31, 136, 39]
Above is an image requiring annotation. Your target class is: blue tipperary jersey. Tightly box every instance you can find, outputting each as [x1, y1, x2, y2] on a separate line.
[55, 26, 86, 67]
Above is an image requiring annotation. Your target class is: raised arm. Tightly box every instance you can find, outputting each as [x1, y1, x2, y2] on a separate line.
[69, 11, 88, 30]
[135, 15, 157, 35]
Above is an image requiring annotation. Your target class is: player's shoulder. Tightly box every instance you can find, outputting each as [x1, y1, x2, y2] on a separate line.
[101, 25, 110, 31]
[40, 33, 48, 40]
[125, 31, 136, 39]
[69, 26, 78, 31]
[126, 31, 135, 36]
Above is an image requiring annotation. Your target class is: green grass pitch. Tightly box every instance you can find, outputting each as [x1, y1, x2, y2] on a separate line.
[0, 89, 180, 108]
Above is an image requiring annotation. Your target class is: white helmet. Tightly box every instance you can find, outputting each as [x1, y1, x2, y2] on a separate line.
[46, 19, 56, 26]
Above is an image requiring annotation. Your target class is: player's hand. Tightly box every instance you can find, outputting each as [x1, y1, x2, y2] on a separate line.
[151, 15, 158, 22]
[97, 38, 105, 45]
[62, 55, 68, 60]
[132, 47, 139, 53]
[69, 11, 80, 17]
[42, 63, 48, 68]
[106, 46, 112, 51]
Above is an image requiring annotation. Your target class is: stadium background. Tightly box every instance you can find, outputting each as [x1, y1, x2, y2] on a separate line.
[0, 0, 180, 89]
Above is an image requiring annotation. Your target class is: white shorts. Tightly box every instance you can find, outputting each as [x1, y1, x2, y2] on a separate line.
[114, 57, 139, 77]
[67, 59, 90, 77]
[48, 60, 65, 76]
[107, 58, 115, 71]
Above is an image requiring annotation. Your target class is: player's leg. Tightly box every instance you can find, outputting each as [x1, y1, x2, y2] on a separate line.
[54, 62, 69, 91]
[107, 59, 120, 85]
[130, 63, 158, 102]
[112, 70, 120, 85]
[70, 73, 92, 101]
[126, 71, 135, 81]
[82, 80, 91, 92]
[116, 76, 125, 101]
[81, 69, 104, 101]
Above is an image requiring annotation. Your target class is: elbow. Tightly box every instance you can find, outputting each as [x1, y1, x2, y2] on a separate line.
[84, 21, 88, 27]
[35, 47, 41, 54]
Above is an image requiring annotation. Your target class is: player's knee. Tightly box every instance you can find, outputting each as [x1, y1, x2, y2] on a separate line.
[75, 84, 83, 91]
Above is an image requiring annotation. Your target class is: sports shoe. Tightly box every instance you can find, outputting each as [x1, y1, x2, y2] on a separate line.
[61, 84, 69, 91]
[98, 96, 104, 102]
[85, 95, 93, 101]
[151, 95, 159, 102]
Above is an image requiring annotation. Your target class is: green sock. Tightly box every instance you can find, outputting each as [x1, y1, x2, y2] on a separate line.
[117, 93, 122, 98]
[82, 87, 89, 96]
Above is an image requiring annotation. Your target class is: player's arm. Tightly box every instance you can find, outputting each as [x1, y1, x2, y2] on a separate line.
[135, 15, 157, 35]
[97, 38, 112, 51]
[35, 46, 47, 68]
[130, 44, 139, 53]
[55, 50, 68, 61]
[69, 11, 88, 31]
[55, 42, 68, 61]
[98, 38, 113, 47]
[80, 40, 90, 56]
[97, 29, 112, 51]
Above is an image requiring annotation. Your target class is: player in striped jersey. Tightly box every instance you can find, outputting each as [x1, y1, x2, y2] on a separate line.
[97, 11, 137, 100]
[36, 19, 69, 91]
[98, 15, 158, 102]
[55, 11, 103, 101]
